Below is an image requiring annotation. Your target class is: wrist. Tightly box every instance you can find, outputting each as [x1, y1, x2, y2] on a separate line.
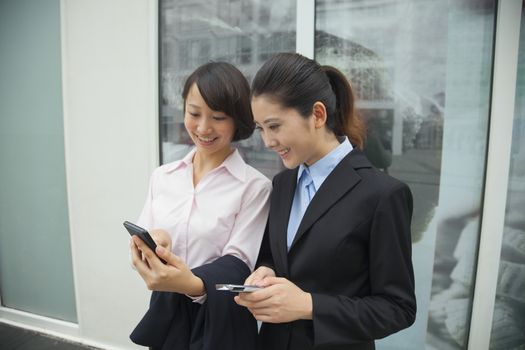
[187, 275, 205, 296]
[301, 292, 313, 320]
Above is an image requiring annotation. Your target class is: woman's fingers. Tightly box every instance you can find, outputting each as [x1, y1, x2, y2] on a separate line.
[155, 246, 184, 269]
[235, 285, 274, 308]
[132, 236, 162, 271]
[245, 266, 276, 286]
[149, 229, 172, 250]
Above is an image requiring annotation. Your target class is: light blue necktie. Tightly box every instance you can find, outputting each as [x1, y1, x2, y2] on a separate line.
[287, 168, 315, 250]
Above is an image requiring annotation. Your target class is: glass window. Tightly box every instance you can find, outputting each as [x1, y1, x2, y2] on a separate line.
[316, 0, 496, 349]
[159, 0, 296, 177]
[0, 0, 77, 322]
[489, 5, 525, 349]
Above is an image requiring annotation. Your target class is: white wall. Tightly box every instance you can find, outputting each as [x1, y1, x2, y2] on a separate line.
[61, 0, 158, 348]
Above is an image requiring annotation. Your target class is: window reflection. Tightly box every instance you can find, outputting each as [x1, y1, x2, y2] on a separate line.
[160, 0, 296, 177]
[160, 0, 504, 347]
[316, 0, 495, 349]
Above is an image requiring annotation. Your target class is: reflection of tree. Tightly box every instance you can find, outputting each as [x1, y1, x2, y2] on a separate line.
[316, 30, 392, 102]
[316, 30, 444, 245]
[316, 30, 445, 153]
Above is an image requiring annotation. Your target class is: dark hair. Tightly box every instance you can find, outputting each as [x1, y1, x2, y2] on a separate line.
[251, 53, 365, 149]
[182, 62, 254, 141]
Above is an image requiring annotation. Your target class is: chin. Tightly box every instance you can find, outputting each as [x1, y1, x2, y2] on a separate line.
[282, 159, 300, 170]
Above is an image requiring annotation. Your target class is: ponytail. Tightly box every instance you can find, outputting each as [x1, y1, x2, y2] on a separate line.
[322, 66, 365, 149]
[252, 53, 365, 149]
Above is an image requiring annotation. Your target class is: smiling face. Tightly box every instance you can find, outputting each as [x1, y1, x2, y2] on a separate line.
[252, 95, 328, 169]
[184, 83, 235, 159]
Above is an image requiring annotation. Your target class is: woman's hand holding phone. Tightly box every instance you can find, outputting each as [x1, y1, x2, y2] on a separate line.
[234, 266, 313, 323]
[125, 221, 204, 296]
[149, 229, 172, 252]
[130, 235, 205, 296]
[124, 221, 166, 264]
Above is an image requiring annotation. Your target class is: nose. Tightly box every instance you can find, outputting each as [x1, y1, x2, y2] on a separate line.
[261, 132, 277, 149]
[197, 118, 212, 134]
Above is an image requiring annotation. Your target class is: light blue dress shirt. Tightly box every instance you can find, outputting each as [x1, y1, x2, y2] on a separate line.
[286, 137, 353, 250]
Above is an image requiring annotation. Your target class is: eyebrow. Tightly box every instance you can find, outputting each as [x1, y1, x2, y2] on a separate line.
[262, 118, 280, 124]
[187, 103, 201, 109]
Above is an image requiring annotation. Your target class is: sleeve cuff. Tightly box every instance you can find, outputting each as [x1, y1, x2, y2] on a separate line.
[186, 293, 207, 304]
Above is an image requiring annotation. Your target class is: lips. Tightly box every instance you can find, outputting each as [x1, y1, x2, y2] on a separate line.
[196, 135, 218, 144]
[276, 148, 290, 157]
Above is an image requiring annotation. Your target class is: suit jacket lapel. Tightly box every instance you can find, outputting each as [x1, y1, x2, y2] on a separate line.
[271, 168, 297, 275]
[289, 150, 372, 251]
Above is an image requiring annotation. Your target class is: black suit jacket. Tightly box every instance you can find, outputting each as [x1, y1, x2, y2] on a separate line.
[130, 255, 257, 350]
[257, 149, 416, 350]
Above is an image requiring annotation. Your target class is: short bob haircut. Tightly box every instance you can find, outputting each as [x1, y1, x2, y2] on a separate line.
[181, 62, 254, 141]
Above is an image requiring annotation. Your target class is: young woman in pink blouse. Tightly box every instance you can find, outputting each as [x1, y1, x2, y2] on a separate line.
[129, 62, 271, 350]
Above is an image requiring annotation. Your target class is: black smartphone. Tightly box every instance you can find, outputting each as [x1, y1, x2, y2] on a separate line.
[123, 221, 166, 264]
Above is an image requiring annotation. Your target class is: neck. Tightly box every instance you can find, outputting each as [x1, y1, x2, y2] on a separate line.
[193, 147, 233, 176]
[305, 133, 341, 166]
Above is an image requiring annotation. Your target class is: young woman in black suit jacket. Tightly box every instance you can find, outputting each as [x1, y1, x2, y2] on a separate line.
[235, 53, 416, 350]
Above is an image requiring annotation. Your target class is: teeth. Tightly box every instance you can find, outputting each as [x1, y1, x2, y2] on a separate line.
[277, 148, 290, 156]
[198, 136, 215, 142]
